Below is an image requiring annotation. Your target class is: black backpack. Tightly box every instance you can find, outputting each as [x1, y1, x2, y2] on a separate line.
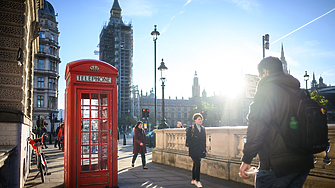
[273, 83, 328, 154]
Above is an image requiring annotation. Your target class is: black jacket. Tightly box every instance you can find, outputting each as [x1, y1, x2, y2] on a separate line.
[242, 72, 314, 177]
[186, 125, 206, 158]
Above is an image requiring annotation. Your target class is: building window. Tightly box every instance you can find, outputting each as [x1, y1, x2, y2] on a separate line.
[178, 113, 181, 118]
[38, 60, 44, 69]
[37, 96, 44, 107]
[48, 96, 55, 108]
[184, 113, 187, 119]
[39, 31, 45, 38]
[39, 45, 44, 52]
[49, 47, 53, 55]
[48, 78, 55, 89]
[37, 77, 44, 88]
[49, 61, 56, 71]
[171, 113, 174, 118]
[50, 34, 54, 41]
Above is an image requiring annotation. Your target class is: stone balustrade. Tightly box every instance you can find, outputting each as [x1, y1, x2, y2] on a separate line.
[152, 125, 335, 187]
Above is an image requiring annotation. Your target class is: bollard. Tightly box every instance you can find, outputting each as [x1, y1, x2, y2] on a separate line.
[148, 135, 152, 148]
[49, 133, 52, 144]
[153, 132, 156, 148]
[123, 134, 126, 145]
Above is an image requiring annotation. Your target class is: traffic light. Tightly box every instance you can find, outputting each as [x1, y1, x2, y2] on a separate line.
[203, 111, 208, 119]
[142, 108, 146, 118]
[49, 112, 53, 122]
[145, 109, 149, 118]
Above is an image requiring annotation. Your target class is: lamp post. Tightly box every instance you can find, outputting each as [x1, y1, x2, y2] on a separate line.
[158, 59, 168, 128]
[262, 34, 269, 58]
[151, 25, 160, 129]
[304, 71, 309, 89]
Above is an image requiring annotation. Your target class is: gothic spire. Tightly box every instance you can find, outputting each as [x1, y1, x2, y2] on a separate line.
[112, 0, 122, 11]
[280, 43, 288, 74]
[110, 0, 122, 19]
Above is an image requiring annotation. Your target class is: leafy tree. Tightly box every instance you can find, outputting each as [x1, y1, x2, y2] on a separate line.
[188, 101, 215, 127]
[310, 90, 328, 111]
[118, 116, 137, 134]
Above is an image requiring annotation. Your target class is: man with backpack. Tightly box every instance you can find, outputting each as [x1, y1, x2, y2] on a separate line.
[239, 57, 316, 187]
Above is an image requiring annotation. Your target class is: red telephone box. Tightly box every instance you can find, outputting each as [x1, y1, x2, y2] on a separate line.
[64, 59, 118, 188]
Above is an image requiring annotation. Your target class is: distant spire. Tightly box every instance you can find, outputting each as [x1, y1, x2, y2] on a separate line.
[110, 0, 122, 19]
[280, 43, 288, 74]
[112, 0, 122, 11]
[192, 71, 200, 99]
[313, 71, 315, 80]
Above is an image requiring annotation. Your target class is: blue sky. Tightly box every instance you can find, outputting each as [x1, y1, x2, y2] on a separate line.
[51, 0, 335, 109]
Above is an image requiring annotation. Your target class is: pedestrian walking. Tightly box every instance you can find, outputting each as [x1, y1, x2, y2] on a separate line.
[131, 121, 148, 169]
[41, 125, 48, 149]
[186, 113, 206, 188]
[239, 57, 314, 187]
[57, 123, 64, 151]
[176, 121, 183, 128]
[54, 124, 61, 148]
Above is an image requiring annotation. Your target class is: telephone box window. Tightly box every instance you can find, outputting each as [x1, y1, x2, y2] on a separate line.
[80, 92, 109, 172]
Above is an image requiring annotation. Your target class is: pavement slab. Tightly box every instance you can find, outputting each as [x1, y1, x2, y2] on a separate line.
[24, 140, 253, 188]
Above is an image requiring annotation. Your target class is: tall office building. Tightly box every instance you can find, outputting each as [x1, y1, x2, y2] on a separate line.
[99, 0, 133, 118]
[33, 0, 61, 133]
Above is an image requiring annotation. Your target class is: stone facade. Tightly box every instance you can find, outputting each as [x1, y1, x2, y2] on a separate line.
[0, 0, 43, 187]
[153, 126, 335, 188]
[33, 0, 60, 133]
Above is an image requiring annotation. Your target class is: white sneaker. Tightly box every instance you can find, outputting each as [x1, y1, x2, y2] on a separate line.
[195, 181, 202, 187]
[191, 180, 196, 184]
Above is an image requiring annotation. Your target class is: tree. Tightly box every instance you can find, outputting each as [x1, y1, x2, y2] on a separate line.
[188, 101, 215, 127]
[310, 90, 328, 111]
[118, 116, 137, 134]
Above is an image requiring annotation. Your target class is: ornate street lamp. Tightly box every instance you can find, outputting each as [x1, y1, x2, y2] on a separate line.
[262, 34, 269, 58]
[151, 25, 160, 129]
[304, 71, 309, 89]
[158, 59, 168, 129]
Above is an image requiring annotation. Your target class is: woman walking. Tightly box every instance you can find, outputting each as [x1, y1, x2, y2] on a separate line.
[131, 121, 148, 169]
[57, 123, 64, 151]
[186, 113, 206, 188]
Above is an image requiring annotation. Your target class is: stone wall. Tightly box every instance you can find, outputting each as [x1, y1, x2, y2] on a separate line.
[152, 125, 335, 187]
[0, 0, 43, 187]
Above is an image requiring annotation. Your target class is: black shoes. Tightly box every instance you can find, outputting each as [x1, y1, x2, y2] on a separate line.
[143, 166, 148, 169]
[131, 163, 134, 167]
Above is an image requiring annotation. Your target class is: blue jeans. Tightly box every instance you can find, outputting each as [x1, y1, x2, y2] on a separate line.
[255, 169, 310, 188]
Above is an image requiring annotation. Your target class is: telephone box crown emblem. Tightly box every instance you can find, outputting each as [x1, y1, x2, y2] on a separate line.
[90, 64, 100, 71]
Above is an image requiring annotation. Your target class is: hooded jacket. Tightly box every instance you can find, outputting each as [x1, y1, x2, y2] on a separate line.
[242, 71, 314, 177]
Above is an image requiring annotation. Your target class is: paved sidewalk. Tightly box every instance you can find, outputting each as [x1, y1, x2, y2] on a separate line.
[24, 145, 64, 188]
[118, 140, 252, 188]
[24, 139, 253, 188]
